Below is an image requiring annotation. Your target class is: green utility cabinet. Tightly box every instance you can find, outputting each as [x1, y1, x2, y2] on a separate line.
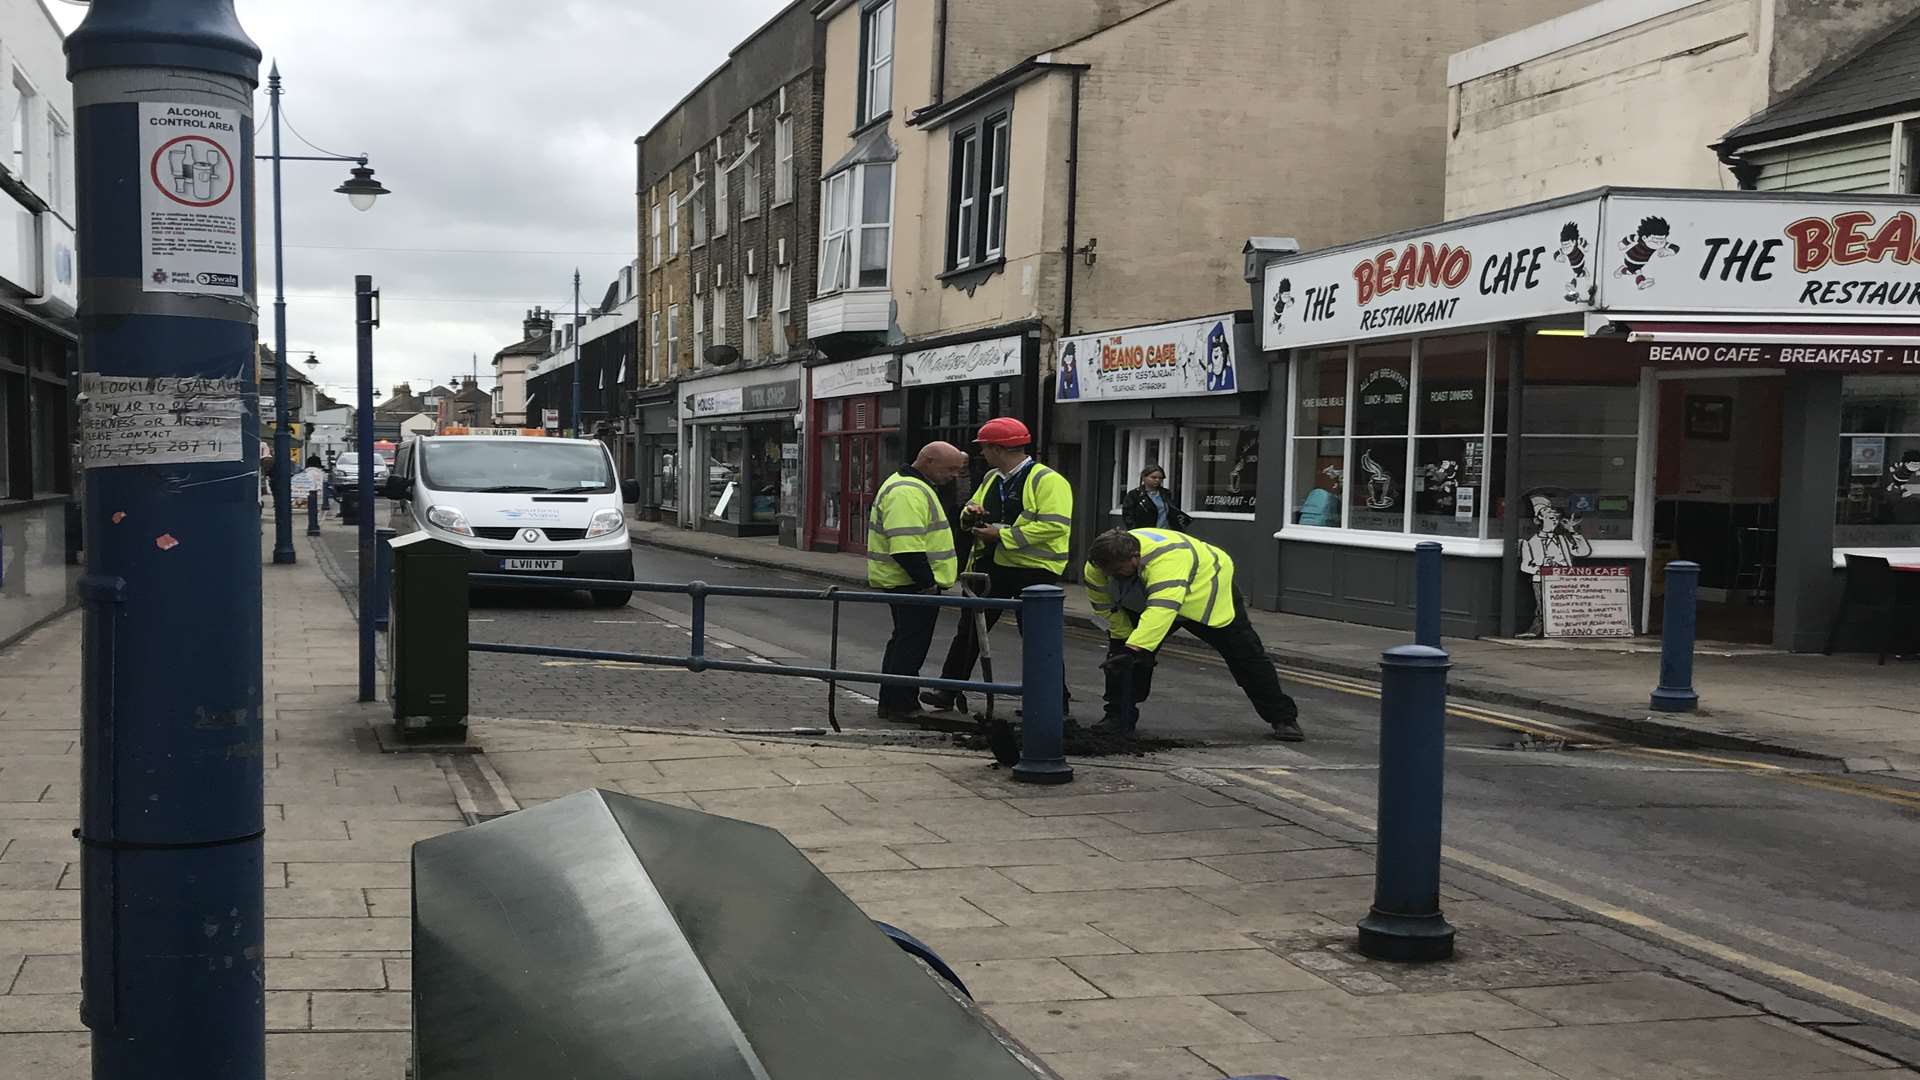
[387, 532, 470, 742]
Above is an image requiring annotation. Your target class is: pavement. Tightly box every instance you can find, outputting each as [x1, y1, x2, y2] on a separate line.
[627, 519, 1920, 774]
[1, 520, 1915, 1077]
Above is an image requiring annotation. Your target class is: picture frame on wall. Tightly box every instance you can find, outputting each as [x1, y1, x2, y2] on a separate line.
[1684, 395, 1732, 441]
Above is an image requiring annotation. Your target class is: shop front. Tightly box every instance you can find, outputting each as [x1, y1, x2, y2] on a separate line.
[1052, 313, 1281, 602]
[678, 365, 802, 540]
[633, 382, 679, 524]
[900, 325, 1043, 496]
[1260, 187, 1920, 649]
[805, 352, 901, 553]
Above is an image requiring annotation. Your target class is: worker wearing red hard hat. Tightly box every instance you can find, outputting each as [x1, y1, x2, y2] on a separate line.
[922, 416, 1075, 716]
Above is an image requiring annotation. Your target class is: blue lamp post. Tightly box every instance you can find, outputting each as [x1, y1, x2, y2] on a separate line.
[262, 62, 389, 564]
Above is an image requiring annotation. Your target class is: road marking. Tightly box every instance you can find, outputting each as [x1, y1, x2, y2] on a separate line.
[1148, 643, 1916, 808]
[592, 620, 638, 625]
[1222, 768, 1920, 1034]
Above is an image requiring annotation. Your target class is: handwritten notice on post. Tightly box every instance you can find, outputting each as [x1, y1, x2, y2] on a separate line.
[81, 374, 247, 468]
[1541, 565, 1635, 639]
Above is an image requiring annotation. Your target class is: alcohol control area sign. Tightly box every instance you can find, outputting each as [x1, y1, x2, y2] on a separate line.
[140, 102, 245, 296]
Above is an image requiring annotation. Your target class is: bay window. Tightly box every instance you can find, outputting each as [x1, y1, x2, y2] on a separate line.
[818, 163, 892, 294]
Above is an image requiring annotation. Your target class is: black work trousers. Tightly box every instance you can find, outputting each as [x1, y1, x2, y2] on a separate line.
[881, 586, 942, 714]
[1105, 589, 1297, 731]
[938, 561, 1071, 708]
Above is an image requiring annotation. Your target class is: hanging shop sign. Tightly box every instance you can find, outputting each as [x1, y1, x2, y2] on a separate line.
[1055, 316, 1242, 402]
[900, 334, 1024, 387]
[812, 354, 896, 399]
[1597, 194, 1920, 316]
[1262, 198, 1603, 351]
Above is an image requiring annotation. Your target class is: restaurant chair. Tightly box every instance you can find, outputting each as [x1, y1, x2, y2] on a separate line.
[1824, 554, 1897, 665]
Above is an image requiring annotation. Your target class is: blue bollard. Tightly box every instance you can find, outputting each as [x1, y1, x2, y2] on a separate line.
[306, 487, 321, 536]
[1013, 585, 1073, 785]
[1357, 644, 1456, 963]
[1650, 560, 1701, 713]
[373, 527, 396, 631]
[1414, 541, 1442, 649]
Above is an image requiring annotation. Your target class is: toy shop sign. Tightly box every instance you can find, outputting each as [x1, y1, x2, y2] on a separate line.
[1262, 190, 1920, 353]
[1055, 315, 1243, 402]
[1262, 197, 1603, 351]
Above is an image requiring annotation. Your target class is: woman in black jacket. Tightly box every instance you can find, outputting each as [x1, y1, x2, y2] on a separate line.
[1120, 465, 1190, 530]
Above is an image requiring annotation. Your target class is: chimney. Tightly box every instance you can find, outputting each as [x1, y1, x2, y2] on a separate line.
[523, 306, 552, 340]
[461, 376, 477, 391]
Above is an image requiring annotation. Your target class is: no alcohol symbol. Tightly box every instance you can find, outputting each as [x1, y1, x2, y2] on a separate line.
[149, 136, 234, 208]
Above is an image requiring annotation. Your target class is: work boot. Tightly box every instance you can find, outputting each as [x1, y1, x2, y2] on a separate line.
[877, 704, 935, 724]
[1269, 719, 1306, 742]
[1090, 714, 1137, 739]
[920, 690, 965, 713]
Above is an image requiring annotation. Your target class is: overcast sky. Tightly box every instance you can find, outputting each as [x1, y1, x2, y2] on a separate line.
[51, 0, 789, 404]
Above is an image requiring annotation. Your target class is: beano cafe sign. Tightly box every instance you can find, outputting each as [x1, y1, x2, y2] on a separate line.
[1262, 189, 1920, 352]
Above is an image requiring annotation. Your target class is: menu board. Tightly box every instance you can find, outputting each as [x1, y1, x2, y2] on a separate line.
[1541, 566, 1635, 638]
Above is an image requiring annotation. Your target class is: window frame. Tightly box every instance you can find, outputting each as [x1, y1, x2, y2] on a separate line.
[743, 150, 762, 219]
[773, 261, 792, 334]
[743, 275, 761, 361]
[667, 303, 680, 364]
[667, 193, 681, 258]
[693, 285, 707, 365]
[944, 111, 1011, 271]
[817, 163, 893, 295]
[714, 161, 730, 236]
[859, 0, 896, 127]
[774, 114, 795, 205]
[649, 200, 662, 267]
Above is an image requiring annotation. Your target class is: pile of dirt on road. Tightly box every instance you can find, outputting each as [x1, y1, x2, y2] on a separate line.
[953, 722, 1202, 759]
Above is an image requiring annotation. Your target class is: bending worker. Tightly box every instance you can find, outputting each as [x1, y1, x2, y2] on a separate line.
[922, 417, 1074, 715]
[868, 441, 971, 722]
[1083, 527, 1305, 741]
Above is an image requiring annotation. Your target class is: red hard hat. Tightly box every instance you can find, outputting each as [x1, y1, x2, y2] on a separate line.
[975, 417, 1032, 446]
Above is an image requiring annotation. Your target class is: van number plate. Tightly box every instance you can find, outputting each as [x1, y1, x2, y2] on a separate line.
[502, 559, 563, 571]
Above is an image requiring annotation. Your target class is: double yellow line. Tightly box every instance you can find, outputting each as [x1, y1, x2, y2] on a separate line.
[1135, 634, 1920, 811]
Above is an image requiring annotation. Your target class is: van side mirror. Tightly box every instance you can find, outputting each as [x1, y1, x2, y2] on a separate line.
[621, 477, 641, 505]
[381, 475, 409, 501]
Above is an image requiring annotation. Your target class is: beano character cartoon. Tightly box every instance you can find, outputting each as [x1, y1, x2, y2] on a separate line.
[1553, 221, 1590, 302]
[1615, 215, 1681, 291]
[1203, 322, 1235, 393]
[1057, 341, 1081, 401]
[1271, 277, 1295, 332]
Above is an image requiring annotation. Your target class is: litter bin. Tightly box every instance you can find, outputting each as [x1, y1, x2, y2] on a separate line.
[387, 532, 469, 742]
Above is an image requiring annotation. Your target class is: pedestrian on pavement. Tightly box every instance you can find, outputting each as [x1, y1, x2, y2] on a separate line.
[1120, 465, 1191, 530]
[1083, 527, 1304, 741]
[922, 417, 1075, 716]
[869, 441, 971, 722]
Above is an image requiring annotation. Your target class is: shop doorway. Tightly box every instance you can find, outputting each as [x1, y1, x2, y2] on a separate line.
[1650, 373, 1783, 643]
[812, 394, 902, 552]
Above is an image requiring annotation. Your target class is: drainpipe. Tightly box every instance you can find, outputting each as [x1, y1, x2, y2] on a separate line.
[934, 0, 949, 106]
[1049, 66, 1084, 458]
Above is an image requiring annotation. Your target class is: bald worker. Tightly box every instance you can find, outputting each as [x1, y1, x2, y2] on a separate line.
[868, 441, 971, 721]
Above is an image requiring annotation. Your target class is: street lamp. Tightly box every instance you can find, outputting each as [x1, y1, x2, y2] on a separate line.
[262, 61, 391, 565]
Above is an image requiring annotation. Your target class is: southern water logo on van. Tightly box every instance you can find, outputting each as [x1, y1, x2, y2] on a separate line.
[499, 508, 562, 522]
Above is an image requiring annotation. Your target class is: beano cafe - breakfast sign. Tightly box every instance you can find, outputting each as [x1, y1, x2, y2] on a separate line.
[1262, 191, 1920, 356]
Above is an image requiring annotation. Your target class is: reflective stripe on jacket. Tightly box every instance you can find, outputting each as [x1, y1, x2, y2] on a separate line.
[868, 472, 959, 589]
[1082, 528, 1238, 652]
[969, 462, 1073, 572]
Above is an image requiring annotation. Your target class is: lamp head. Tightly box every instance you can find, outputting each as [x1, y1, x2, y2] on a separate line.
[335, 164, 389, 212]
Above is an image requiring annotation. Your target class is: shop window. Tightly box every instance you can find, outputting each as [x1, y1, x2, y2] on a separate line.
[750, 425, 782, 523]
[707, 426, 746, 521]
[0, 370, 13, 498]
[1291, 348, 1346, 527]
[1487, 337, 1643, 543]
[1113, 426, 1175, 512]
[1411, 335, 1490, 538]
[1184, 426, 1258, 516]
[1348, 341, 1412, 533]
[1835, 374, 1920, 548]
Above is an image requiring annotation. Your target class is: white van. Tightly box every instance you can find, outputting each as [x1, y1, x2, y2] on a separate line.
[384, 435, 637, 607]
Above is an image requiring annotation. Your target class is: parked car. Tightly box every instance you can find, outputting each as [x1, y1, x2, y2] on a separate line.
[330, 451, 390, 514]
[383, 435, 639, 607]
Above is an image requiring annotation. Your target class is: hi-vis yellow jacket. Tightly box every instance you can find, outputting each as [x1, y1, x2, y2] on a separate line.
[1083, 529, 1239, 652]
[867, 471, 959, 589]
[969, 462, 1073, 573]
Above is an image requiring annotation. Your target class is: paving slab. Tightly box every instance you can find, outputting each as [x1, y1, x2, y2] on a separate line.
[1090, 913, 1344, 954]
[1000, 857, 1241, 893]
[0, 993, 81, 1032]
[992, 994, 1274, 1053]
[891, 838, 1108, 868]
[266, 1032, 410, 1079]
[1215, 987, 1557, 1042]
[8, 955, 74, 995]
[1082, 826, 1335, 861]
[1195, 1032, 1567, 1080]
[311, 990, 411, 1032]
[913, 924, 1132, 963]
[1483, 1015, 1877, 1079]
[1064, 949, 1333, 998]
[1492, 973, 1759, 1025]
[0, 1032, 88, 1080]
[961, 957, 1109, 1004]
[969, 888, 1237, 928]
[1041, 1046, 1228, 1080]
[265, 958, 389, 991]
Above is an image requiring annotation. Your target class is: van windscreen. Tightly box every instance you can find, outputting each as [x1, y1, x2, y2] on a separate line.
[419, 440, 614, 494]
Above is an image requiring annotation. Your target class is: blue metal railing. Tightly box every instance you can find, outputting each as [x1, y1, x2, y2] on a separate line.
[465, 574, 1073, 784]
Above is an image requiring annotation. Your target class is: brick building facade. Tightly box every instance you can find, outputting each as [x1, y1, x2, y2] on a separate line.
[634, 0, 824, 542]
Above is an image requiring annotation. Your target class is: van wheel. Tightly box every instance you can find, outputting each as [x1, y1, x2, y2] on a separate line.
[591, 589, 632, 608]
